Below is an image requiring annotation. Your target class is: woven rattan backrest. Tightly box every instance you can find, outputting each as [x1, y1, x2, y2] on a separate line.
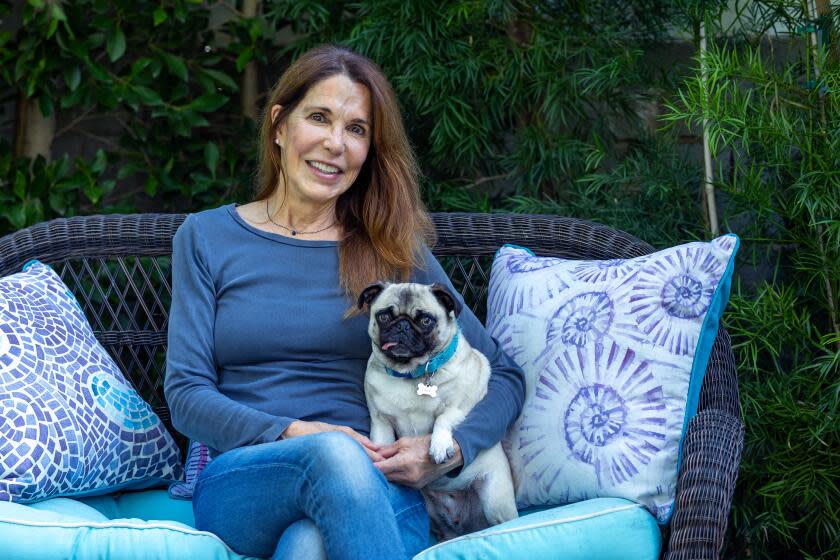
[0, 212, 653, 434]
[0, 214, 186, 428]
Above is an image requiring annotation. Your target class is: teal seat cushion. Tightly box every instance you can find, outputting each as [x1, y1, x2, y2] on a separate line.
[414, 497, 661, 560]
[0, 490, 254, 560]
[1, 491, 660, 559]
[78, 489, 196, 527]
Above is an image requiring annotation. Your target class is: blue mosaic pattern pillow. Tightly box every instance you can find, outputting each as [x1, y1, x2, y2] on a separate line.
[0, 260, 183, 503]
[487, 235, 739, 523]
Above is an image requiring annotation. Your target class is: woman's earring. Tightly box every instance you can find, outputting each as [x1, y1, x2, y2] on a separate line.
[274, 138, 280, 146]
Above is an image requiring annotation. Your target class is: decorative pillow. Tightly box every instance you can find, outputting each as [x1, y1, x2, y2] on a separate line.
[487, 235, 739, 523]
[168, 440, 212, 500]
[0, 260, 183, 503]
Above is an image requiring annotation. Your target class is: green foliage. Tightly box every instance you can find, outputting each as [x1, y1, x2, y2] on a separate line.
[1, 0, 701, 243]
[0, 0, 254, 231]
[0, 141, 113, 228]
[726, 284, 839, 558]
[665, 3, 840, 557]
[280, 0, 710, 265]
[274, 0, 695, 237]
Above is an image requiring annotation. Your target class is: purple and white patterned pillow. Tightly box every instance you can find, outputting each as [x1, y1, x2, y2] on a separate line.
[168, 440, 212, 499]
[487, 236, 739, 523]
[0, 260, 184, 503]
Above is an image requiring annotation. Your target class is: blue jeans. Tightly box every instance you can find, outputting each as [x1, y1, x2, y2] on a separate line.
[192, 432, 430, 559]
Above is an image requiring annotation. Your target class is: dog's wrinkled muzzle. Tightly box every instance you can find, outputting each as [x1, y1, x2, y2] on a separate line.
[379, 319, 427, 362]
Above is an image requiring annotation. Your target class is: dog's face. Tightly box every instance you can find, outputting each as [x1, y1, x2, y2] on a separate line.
[358, 282, 462, 369]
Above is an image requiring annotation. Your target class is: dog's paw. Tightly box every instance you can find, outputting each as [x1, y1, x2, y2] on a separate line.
[429, 433, 456, 464]
[430, 444, 455, 465]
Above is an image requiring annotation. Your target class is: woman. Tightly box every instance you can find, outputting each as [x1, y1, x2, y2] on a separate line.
[164, 44, 525, 560]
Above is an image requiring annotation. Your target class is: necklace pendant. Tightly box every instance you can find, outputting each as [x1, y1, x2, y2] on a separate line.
[291, 230, 297, 236]
[417, 381, 438, 398]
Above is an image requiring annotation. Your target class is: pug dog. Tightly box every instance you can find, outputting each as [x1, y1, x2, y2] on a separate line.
[358, 281, 518, 539]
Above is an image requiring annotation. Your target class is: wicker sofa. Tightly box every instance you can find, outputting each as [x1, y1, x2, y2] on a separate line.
[0, 211, 743, 559]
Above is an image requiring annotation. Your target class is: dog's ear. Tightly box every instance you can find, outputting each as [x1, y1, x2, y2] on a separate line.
[430, 283, 462, 318]
[358, 282, 387, 311]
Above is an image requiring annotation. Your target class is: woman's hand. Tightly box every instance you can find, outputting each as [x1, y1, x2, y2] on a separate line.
[373, 435, 463, 489]
[282, 420, 385, 462]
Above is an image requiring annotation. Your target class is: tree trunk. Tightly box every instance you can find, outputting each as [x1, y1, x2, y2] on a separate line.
[241, 0, 260, 121]
[814, 0, 839, 63]
[806, 0, 840, 347]
[700, 20, 719, 236]
[13, 91, 56, 161]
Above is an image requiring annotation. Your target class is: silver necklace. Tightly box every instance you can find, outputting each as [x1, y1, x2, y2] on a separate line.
[265, 200, 335, 236]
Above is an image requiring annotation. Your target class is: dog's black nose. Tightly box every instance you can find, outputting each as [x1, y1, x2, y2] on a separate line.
[395, 319, 411, 333]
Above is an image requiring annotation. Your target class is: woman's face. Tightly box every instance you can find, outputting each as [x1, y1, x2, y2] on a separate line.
[272, 74, 372, 209]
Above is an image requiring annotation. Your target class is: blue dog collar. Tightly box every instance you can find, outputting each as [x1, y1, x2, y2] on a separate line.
[385, 328, 461, 380]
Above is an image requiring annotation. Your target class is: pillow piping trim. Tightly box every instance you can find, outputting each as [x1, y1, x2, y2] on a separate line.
[668, 233, 740, 525]
[9, 477, 182, 505]
[498, 243, 536, 259]
[416, 503, 644, 556]
[678, 233, 740, 438]
[0, 516, 235, 550]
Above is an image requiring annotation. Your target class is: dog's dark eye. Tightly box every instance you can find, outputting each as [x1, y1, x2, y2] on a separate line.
[419, 316, 434, 328]
[377, 311, 392, 323]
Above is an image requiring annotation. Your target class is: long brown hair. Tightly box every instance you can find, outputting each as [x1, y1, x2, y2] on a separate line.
[254, 45, 434, 310]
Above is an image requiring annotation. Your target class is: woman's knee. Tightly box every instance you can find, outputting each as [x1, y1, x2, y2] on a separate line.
[306, 432, 372, 471]
[302, 432, 387, 498]
[273, 518, 327, 560]
[195, 433, 378, 494]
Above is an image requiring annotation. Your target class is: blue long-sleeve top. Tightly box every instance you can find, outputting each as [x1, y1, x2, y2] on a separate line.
[164, 204, 525, 470]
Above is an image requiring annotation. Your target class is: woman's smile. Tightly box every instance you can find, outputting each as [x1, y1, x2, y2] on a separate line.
[306, 159, 343, 180]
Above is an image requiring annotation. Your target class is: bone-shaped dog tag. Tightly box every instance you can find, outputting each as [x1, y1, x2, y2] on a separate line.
[416, 382, 438, 398]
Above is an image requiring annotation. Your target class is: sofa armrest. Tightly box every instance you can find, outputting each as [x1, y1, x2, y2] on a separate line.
[665, 328, 744, 559]
[665, 409, 744, 559]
